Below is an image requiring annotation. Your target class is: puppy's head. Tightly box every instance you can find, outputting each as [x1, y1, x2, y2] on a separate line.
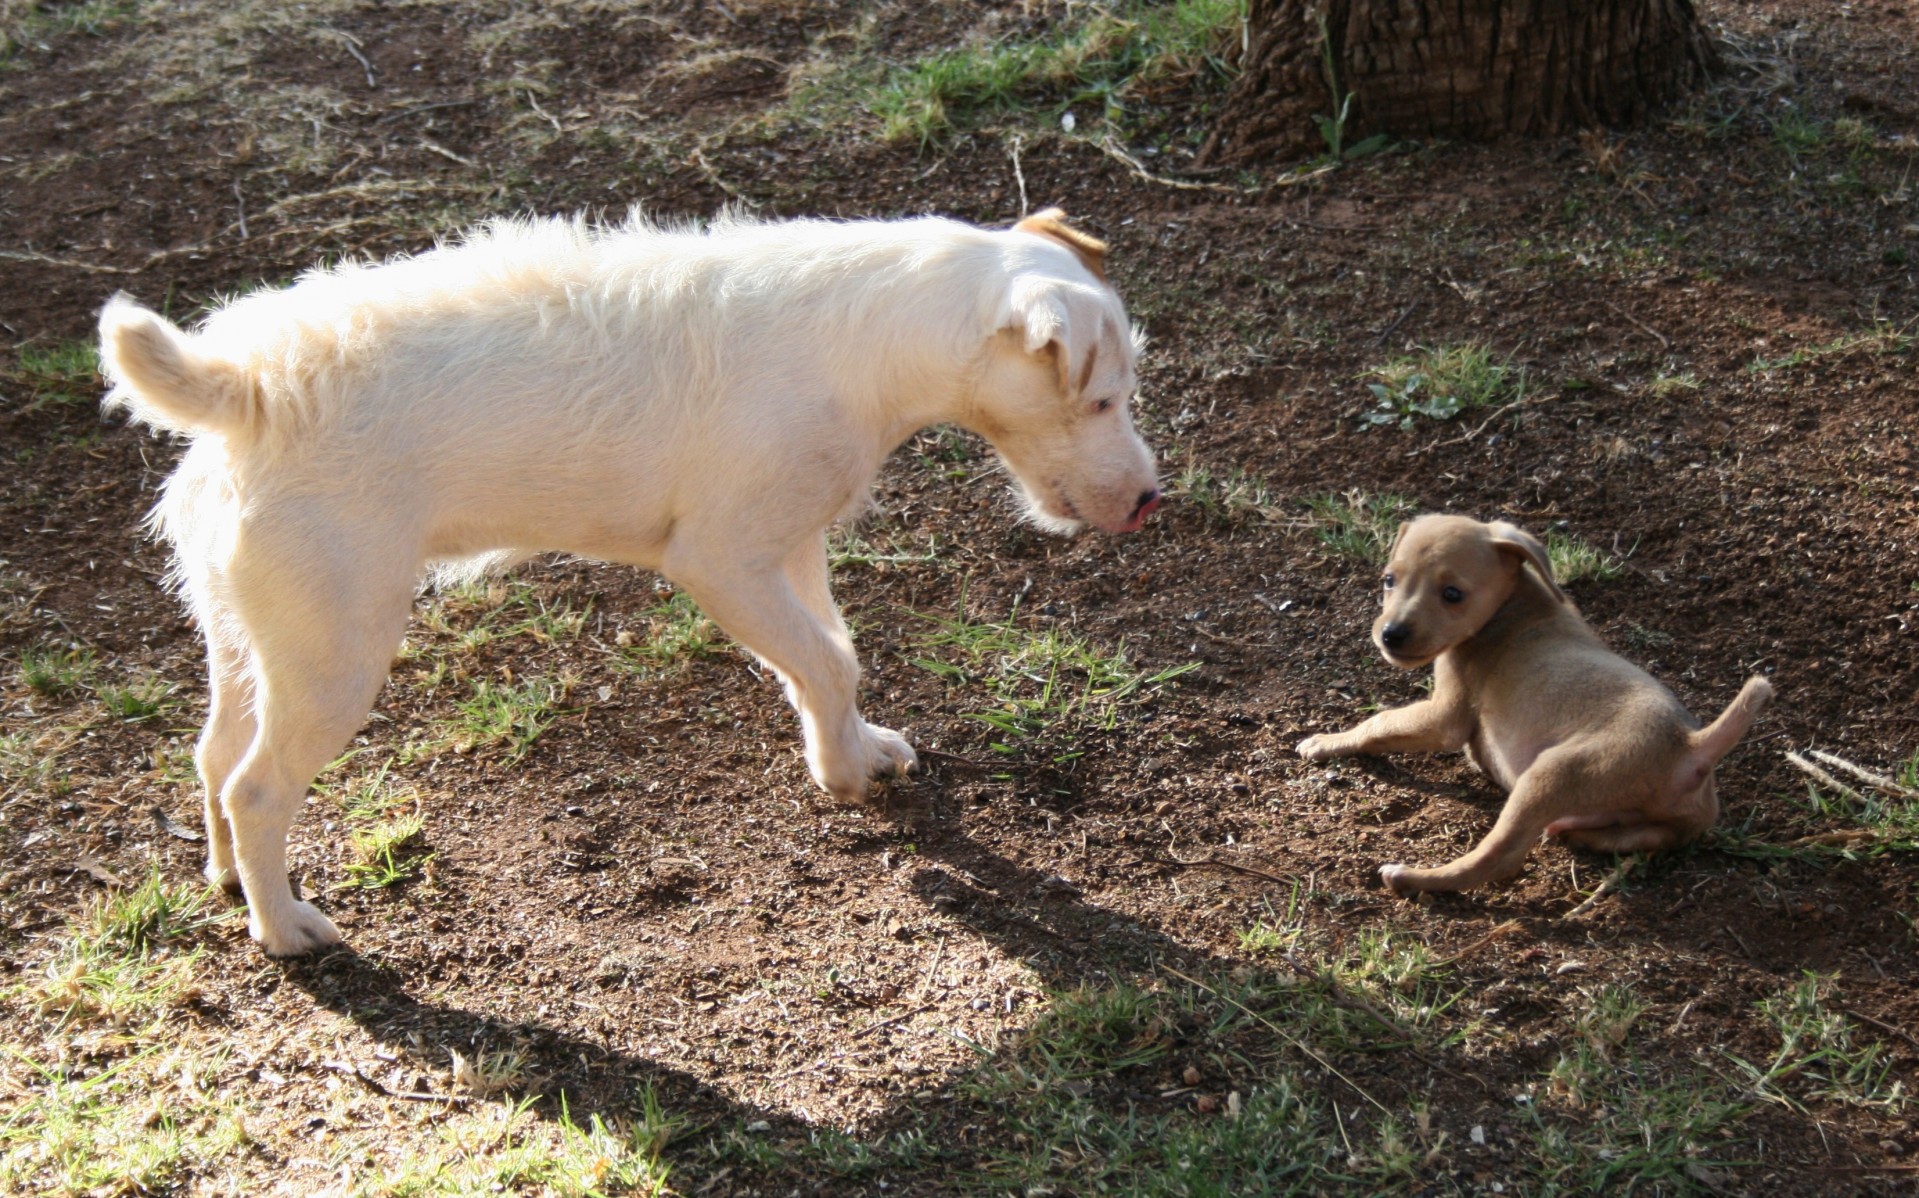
[970, 210, 1159, 535]
[1371, 515, 1564, 668]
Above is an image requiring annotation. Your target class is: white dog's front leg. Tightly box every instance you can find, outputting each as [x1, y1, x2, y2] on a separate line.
[672, 554, 913, 803]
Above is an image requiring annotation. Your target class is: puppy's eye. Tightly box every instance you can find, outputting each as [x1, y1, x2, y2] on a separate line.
[1441, 585, 1465, 604]
[1382, 574, 1395, 591]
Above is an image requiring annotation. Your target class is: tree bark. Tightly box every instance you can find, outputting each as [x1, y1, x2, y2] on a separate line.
[1203, 0, 1720, 166]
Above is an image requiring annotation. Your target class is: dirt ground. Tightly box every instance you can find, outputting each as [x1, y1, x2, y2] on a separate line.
[2, 1, 1915, 1194]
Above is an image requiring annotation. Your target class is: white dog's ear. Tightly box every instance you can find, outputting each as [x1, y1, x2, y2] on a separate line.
[1013, 208, 1109, 282]
[1486, 520, 1568, 603]
[1002, 276, 1105, 397]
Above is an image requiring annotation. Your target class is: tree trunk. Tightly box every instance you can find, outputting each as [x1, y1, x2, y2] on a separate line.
[1202, 0, 1720, 166]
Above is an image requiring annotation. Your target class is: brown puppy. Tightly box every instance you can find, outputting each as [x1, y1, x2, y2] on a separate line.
[1297, 514, 1772, 894]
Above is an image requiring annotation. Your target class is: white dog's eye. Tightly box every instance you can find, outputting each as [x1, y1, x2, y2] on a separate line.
[1091, 397, 1113, 414]
[1442, 585, 1465, 604]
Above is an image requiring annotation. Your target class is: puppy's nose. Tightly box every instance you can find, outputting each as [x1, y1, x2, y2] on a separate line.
[1380, 622, 1411, 651]
[1132, 488, 1161, 521]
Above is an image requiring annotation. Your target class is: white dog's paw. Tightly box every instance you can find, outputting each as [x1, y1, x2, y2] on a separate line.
[811, 721, 918, 803]
[204, 859, 242, 894]
[1378, 864, 1413, 894]
[251, 900, 343, 958]
[861, 721, 918, 779]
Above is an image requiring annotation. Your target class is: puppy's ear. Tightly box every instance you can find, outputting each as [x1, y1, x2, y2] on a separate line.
[1013, 208, 1108, 282]
[1486, 521, 1568, 603]
[1002, 276, 1105, 397]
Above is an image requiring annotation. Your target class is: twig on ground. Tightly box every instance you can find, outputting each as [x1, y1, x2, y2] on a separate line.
[326, 28, 377, 89]
[232, 181, 248, 240]
[1603, 299, 1670, 349]
[1008, 134, 1028, 216]
[1371, 298, 1420, 345]
[1156, 852, 1292, 887]
[1096, 137, 1242, 194]
[1805, 748, 1919, 799]
[851, 1003, 937, 1039]
[1434, 919, 1523, 966]
[1412, 393, 1551, 456]
[1784, 750, 1864, 803]
[1563, 855, 1637, 919]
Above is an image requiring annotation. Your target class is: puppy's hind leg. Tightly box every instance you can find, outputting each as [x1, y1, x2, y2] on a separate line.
[1382, 751, 1589, 894]
[220, 549, 413, 956]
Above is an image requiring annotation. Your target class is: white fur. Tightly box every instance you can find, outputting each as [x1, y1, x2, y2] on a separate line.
[99, 210, 1159, 956]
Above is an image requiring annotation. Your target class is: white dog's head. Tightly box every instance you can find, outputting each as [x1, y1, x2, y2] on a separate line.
[972, 210, 1161, 535]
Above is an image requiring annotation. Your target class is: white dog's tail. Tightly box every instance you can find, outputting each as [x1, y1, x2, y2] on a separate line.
[98, 295, 257, 438]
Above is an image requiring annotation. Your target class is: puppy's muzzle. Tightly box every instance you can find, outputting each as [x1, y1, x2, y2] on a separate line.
[1379, 622, 1411, 653]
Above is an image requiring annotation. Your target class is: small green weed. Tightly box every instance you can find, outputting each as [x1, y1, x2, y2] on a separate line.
[29, 874, 219, 1026]
[343, 811, 432, 889]
[96, 674, 179, 723]
[911, 604, 1196, 753]
[8, 341, 101, 412]
[420, 675, 574, 762]
[363, 1093, 674, 1196]
[1730, 973, 1909, 1111]
[1172, 462, 1277, 529]
[1648, 371, 1701, 398]
[621, 591, 724, 670]
[1362, 342, 1523, 429]
[16, 643, 98, 697]
[1302, 491, 1417, 563]
[0, 728, 72, 796]
[1747, 323, 1912, 372]
[1545, 529, 1624, 584]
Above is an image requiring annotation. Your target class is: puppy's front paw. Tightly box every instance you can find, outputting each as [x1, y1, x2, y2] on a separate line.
[1296, 735, 1336, 761]
[1378, 863, 1414, 895]
[252, 901, 343, 958]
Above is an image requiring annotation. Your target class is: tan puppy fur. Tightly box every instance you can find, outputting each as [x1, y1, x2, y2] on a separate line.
[99, 208, 1161, 956]
[1298, 514, 1772, 894]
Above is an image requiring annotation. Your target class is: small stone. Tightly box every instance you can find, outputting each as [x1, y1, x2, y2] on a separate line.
[1183, 1065, 1201, 1086]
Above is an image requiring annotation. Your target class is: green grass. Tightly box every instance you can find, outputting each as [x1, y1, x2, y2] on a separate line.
[95, 673, 179, 723]
[16, 643, 98, 697]
[620, 591, 724, 670]
[0, 1045, 252, 1198]
[6, 341, 101, 412]
[26, 874, 219, 1027]
[1746, 323, 1912, 372]
[342, 795, 433, 890]
[858, 0, 1244, 145]
[361, 1093, 674, 1197]
[1361, 342, 1524, 429]
[1302, 492, 1417, 563]
[910, 602, 1197, 755]
[439, 675, 572, 762]
[416, 580, 591, 656]
[1545, 529, 1624, 584]
[1728, 973, 1909, 1112]
[0, 728, 72, 796]
[1172, 462, 1278, 530]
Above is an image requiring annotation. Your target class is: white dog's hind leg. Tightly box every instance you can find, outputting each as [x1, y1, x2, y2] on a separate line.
[193, 612, 256, 892]
[672, 549, 909, 804]
[221, 556, 413, 956]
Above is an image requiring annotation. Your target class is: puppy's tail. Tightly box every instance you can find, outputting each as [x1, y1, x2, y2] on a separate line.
[1686, 675, 1774, 774]
[98, 295, 257, 439]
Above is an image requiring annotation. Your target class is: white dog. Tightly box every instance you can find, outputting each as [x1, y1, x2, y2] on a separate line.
[100, 208, 1161, 956]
